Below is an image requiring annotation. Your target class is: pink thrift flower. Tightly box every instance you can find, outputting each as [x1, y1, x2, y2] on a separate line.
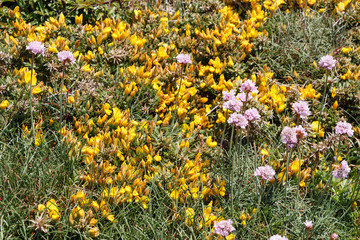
[269, 235, 288, 240]
[176, 54, 192, 64]
[244, 108, 260, 122]
[58, 50, 76, 64]
[304, 220, 313, 230]
[227, 113, 248, 128]
[281, 126, 298, 148]
[319, 55, 337, 70]
[292, 101, 311, 119]
[294, 125, 307, 139]
[332, 161, 351, 179]
[335, 121, 354, 137]
[222, 90, 236, 101]
[281, 126, 307, 148]
[214, 219, 235, 237]
[330, 233, 338, 240]
[26, 41, 45, 56]
[240, 79, 258, 93]
[237, 92, 252, 102]
[254, 165, 275, 181]
[223, 99, 243, 112]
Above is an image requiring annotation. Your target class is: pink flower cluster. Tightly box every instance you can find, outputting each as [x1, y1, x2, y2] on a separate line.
[319, 55, 337, 70]
[176, 54, 192, 64]
[330, 233, 338, 240]
[292, 101, 311, 119]
[237, 92, 252, 102]
[335, 121, 354, 137]
[241, 79, 258, 93]
[223, 99, 243, 112]
[58, 50, 76, 64]
[26, 41, 45, 56]
[228, 113, 248, 128]
[304, 220, 313, 230]
[214, 219, 235, 237]
[222, 90, 236, 101]
[269, 235, 288, 240]
[332, 161, 351, 179]
[244, 108, 260, 122]
[254, 165, 275, 181]
[281, 125, 307, 148]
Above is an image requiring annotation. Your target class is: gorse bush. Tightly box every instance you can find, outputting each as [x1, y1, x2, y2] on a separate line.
[0, 0, 359, 239]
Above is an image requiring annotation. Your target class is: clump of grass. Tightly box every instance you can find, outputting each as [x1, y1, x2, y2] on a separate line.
[252, 9, 348, 83]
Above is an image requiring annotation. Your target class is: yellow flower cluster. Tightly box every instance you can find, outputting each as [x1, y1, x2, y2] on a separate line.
[38, 199, 60, 221]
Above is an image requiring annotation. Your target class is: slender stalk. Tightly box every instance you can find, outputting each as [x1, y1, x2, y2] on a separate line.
[243, 91, 249, 113]
[231, 151, 235, 218]
[250, 180, 264, 240]
[297, 152, 302, 199]
[172, 65, 183, 126]
[220, 110, 228, 148]
[284, 149, 292, 187]
[230, 127, 242, 218]
[60, 63, 65, 136]
[306, 229, 310, 240]
[276, 148, 294, 195]
[318, 71, 329, 132]
[279, 148, 291, 184]
[238, 128, 243, 157]
[229, 124, 235, 216]
[229, 125, 235, 152]
[29, 54, 35, 137]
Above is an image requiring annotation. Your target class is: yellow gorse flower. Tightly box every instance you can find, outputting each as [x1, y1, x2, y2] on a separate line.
[0, 100, 9, 109]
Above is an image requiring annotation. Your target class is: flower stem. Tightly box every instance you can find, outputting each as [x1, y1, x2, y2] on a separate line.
[220, 110, 228, 148]
[319, 71, 329, 133]
[172, 65, 183, 126]
[250, 180, 264, 240]
[231, 152, 235, 218]
[29, 54, 35, 138]
[60, 63, 65, 136]
[277, 148, 294, 194]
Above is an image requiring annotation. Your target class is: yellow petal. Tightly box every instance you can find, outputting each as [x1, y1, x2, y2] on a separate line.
[0, 100, 9, 109]
[32, 86, 42, 95]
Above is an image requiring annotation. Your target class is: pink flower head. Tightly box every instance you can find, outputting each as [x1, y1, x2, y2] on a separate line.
[269, 235, 288, 240]
[227, 113, 248, 128]
[294, 125, 308, 139]
[319, 55, 337, 70]
[244, 108, 260, 122]
[240, 79, 258, 93]
[281, 126, 298, 148]
[222, 90, 236, 101]
[26, 41, 45, 56]
[254, 165, 275, 181]
[292, 101, 311, 119]
[223, 99, 243, 112]
[335, 121, 354, 137]
[330, 233, 338, 240]
[237, 92, 252, 102]
[58, 50, 76, 64]
[214, 219, 235, 237]
[176, 54, 192, 64]
[280, 125, 307, 148]
[304, 220, 313, 230]
[332, 161, 351, 179]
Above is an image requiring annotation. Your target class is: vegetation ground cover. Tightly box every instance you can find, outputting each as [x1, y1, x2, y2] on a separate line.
[0, 0, 359, 239]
